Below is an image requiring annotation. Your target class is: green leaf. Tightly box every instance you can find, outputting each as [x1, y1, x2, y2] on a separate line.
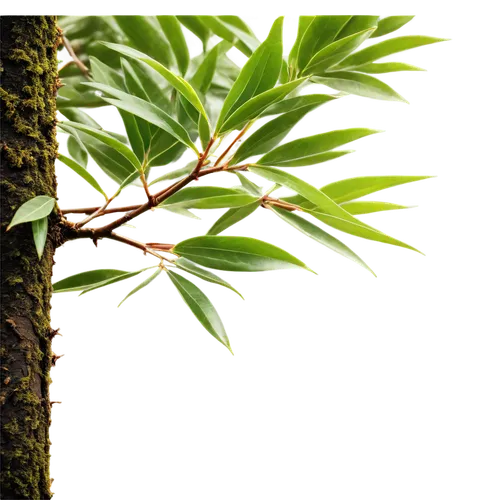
[216, 17, 284, 131]
[257, 128, 379, 167]
[167, 270, 232, 353]
[175, 257, 243, 299]
[59, 120, 142, 171]
[32, 217, 48, 260]
[207, 201, 260, 235]
[290, 175, 432, 206]
[191, 43, 220, 94]
[302, 27, 376, 75]
[57, 154, 107, 199]
[354, 62, 425, 73]
[342, 201, 413, 215]
[219, 79, 305, 134]
[232, 172, 262, 196]
[7, 196, 55, 231]
[149, 161, 196, 186]
[173, 235, 310, 272]
[53, 269, 133, 293]
[371, 16, 414, 38]
[160, 186, 258, 210]
[335, 16, 379, 39]
[157, 16, 190, 75]
[113, 16, 173, 67]
[80, 268, 152, 295]
[313, 72, 407, 103]
[261, 93, 340, 117]
[81, 82, 198, 153]
[337, 35, 448, 70]
[302, 207, 426, 257]
[102, 42, 209, 121]
[230, 96, 332, 165]
[270, 207, 374, 275]
[118, 268, 162, 307]
[67, 135, 88, 167]
[177, 16, 211, 50]
[288, 16, 315, 72]
[59, 107, 102, 129]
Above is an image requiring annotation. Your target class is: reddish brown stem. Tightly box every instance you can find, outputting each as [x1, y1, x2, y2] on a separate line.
[62, 35, 90, 79]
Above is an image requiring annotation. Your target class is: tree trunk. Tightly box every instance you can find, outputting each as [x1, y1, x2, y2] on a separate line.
[1, 16, 59, 499]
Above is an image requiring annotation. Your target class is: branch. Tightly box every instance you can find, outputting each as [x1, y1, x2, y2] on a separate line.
[62, 205, 141, 216]
[62, 36, 90, 79]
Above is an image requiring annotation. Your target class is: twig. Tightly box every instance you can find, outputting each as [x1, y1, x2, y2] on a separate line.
[62, 36, 90, 79]
[191, 137, 215, 179]
[213, 122, 252, 169]
[62, 205, 141, 216]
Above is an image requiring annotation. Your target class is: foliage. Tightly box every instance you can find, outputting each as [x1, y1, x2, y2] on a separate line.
[9, 15, 446, 352]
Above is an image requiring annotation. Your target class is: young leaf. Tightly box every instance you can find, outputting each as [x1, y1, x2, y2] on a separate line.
[230, 97, 332, 165]
[174, 257, 243, 299]
[216, 17, 284, 131]
[261, 93, 340, 117]
[207, 201, 260, 235]
[313, 72, 407, 103]
[167, 270, 232, 353]
[191, 43, 220, 94]
[59, 120, 142, 171]
[354, 62, 425, 73]
[371, 16, 415, 38]
[32, 217, 48, 260]
[173, 235, 311, 272]
[118, 268, 162, 307]
[57, 154, 107, 199]
[219, 79, 305, 134]
[53, 269, 133, 293]
[157, 16, 190, 75]
[270, 207, 374, 275]
[342, 201, 412, 215]
[101, 42, 209, 121]
[81, 82, 198, 153]
[337, 35, 448, 70]
[80, 268, 152, 295]
[257, 128, 379, 167]
[160, 186, 259, 210]
[288, 16, 315, 72]
[7, 196, 55, 231]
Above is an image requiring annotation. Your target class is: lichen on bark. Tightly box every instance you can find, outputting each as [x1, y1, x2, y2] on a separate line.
[1, 16, 60, 499]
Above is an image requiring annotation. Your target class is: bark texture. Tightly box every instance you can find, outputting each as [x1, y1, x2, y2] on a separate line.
[0, 16, 60, 499]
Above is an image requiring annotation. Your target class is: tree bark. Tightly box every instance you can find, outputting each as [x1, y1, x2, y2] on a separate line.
[1, 16, 59, 499]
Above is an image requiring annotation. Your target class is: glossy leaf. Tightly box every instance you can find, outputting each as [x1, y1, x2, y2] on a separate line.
[174, 235, 310, 272]
[118, 268, 162, 307]
[342, 201, 413, 215]
[177, 16, 210, 50]
[261, 93, 340, 117]
[80, 268, 151, 295]
[355, 62, 425, 73]
[67, 135, 88, 167]
[32, 217, 48, 260]
[216, 17, 284, 131]
[230, 96, 332, 165]
[271, 207, 374, 275]
[313, 72, 407, 103]
[175, 257, 243, 299]
[232, 172, 262, 196]
[371, 16, 414, 38]
[82, 82, 198, 152]
[288, 16, 315, 71]
[207, 201, 260, 235]
[102, 42, 209, 120]
[191, 43, 220, 94]
[337, 36, 447, 70]
[157, 16, 189, 75]
[160, 186, 258, 210]
[219, 79, 305, 134]
[57, 154, 107, 199]
[167, 270, 232, 353]
[257, 128, 379, 167]
[335, 16, 379, 39]
[53, 269, 133, 293]
[7, 196, 55, 230]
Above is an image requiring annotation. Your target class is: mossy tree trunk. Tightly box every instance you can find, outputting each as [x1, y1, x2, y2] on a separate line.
[1, 16, 60, 499]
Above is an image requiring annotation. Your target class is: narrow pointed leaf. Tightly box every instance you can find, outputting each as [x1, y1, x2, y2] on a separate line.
[371, 16, 414, 38]
[271, 207, 374, 275]
[58, 154, 107, 199]
[118, 268, 162, 307]
[175, 257, 243, 299]
[337, 35, 447, 70]
[336, 16, 379, 39]
[102, 42, 209, 120]
[149, 161, 196, 186]
[67, 135, 88, 167]
[160, 186, 258, 210]
[231, 97, 332, 165]
[177, 16, 210, 50]
[261, 93, 340, 117]
[232, 172, 262, 196]
[313, 72, 407, 102]
[216, 17, 284, 131]
[207, 201, 260, 235]
[173, 235, 310, 272]
[80, 268, 152, 295]
[167, 270, 232, 353]
[53, 269, 133, 293]
[355, 62, 425, 73]
[7, 196, 55, 230]
[157, 16, 190, 75]
[258, 128, 379, 167]
[191, 43, 220, 94]
[220, 79, 305, 134]
[288, 16, 315, 71]
[342, 201, 413, 215]
[32, 217, 48, 260]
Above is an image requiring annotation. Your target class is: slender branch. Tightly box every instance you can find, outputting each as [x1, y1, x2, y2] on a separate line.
[62, 36, 90, 79]
[262, 196, 303, 212]
[213, 122, 252, 169]
[191, 137, 215, 179]
[105, 233, 167, 261]
[62, 205, 141, 215]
